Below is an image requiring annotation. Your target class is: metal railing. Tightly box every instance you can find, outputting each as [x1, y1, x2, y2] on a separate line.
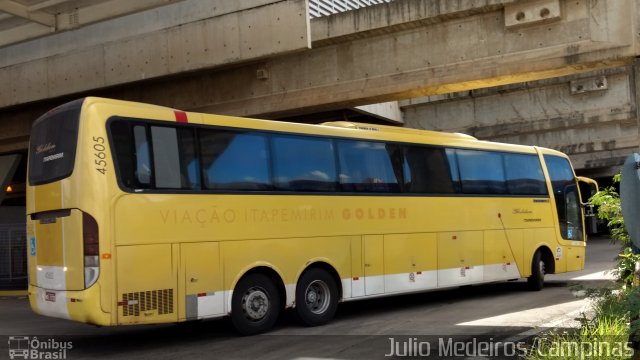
[309, 0, 394, 18]
[0, 223, 27, 290]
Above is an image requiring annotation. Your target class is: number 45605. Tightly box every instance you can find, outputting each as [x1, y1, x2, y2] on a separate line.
[93, 136, 107, 175]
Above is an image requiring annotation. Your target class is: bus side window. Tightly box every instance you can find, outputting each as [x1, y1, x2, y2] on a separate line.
[336, 140, 399, 193]
[446, 148, 461, 193]
[503, 153, 547, 195]
[133, 125, 152, 187]
[110, 121, 137, 188]
[177, 128, 200, 190]
[150, 126, 182, 189]
[199, 130, 271, 191]
[147, 126, 200, 190]
[403, 146, 456, 194]
[272, 135, 337, 192]
[457, 149, 507, 195]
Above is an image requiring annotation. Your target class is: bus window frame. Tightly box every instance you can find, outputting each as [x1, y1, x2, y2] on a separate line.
[106, 116, 552, 199]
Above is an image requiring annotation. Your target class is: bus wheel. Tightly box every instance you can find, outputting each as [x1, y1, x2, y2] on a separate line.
[295, 268, 338, 326]
[231, 273, 281, 335]
[527, 250, 545, 291]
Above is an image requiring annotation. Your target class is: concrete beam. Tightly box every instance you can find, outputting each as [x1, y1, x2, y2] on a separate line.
[0, 0, 310, 106]
[122, 0, 637, 118]
[0, 0, 193, 47]
[354, 101, 403, 123]
[0, 0, 281, 67]
[1, 0, 638, 117]
[0, 0, 55, 27]
[310, 0, 515, 45]
[402, 65, 640, 177]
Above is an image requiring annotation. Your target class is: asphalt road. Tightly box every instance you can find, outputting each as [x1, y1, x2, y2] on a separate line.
[0, 236, 619, 360]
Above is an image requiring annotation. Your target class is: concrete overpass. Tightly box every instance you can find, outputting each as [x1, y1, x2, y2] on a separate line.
[1, 0, 639, 155]
[402, 63, 640, 179]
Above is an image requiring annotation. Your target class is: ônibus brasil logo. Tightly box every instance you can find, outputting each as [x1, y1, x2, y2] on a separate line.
[8, 336, 72, 359]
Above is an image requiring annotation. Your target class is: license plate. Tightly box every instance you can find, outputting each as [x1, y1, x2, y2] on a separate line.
[45, 291, 56, 302]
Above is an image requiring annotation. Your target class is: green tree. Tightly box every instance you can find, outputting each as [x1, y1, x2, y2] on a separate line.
[589, 173, 638, 285]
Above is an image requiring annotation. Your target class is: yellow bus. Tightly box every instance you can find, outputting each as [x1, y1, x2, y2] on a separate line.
[27, 97, 596, 335]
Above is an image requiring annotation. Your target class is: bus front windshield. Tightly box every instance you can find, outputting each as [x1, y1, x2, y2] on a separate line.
[544, 155, 584, 241]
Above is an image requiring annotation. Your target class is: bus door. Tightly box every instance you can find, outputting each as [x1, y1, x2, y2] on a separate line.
[544, 155, 585, 271]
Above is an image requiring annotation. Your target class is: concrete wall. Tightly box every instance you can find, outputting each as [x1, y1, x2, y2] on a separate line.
[402, 63, 640, 178]
[0, 0, 310, 109]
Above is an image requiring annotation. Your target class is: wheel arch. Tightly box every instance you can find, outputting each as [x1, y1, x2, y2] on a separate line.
[534, 245, 556, 274]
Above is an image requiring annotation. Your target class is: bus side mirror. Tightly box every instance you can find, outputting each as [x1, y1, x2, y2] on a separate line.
[577, 176, 599, 220]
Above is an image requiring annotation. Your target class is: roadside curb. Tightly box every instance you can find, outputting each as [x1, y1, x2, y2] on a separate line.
[0, 290, 27, 297]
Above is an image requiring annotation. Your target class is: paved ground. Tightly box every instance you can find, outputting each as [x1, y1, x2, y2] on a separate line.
[0, 236, 619, 360]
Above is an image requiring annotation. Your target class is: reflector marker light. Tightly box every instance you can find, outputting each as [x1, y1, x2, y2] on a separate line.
[174, 111, 188, 123]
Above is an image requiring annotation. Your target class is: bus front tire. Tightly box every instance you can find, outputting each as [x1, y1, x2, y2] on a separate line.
[295, 268, 339, 326]
[230, 273, 281, 335]
[527, 250, 545, 291]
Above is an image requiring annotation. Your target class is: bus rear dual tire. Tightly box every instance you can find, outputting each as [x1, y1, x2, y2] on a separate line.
[230, 268, 339, 335]
[295, 268, 339, 326]
[230, 273, 281, 336]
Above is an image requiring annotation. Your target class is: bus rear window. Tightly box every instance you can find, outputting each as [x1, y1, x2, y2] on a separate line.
[28, 99, 83, 185]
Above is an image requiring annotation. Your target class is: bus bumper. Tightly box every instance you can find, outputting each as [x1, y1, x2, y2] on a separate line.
[28, 283, 111, 326]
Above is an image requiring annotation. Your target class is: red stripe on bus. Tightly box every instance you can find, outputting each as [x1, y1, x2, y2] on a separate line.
[174, 111, 188, 123]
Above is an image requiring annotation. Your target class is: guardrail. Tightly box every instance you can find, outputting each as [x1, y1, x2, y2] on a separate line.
[0, 223, 27, 290]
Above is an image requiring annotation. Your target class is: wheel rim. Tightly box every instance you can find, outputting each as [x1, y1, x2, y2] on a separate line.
[241, 286, 270, 321]
[304, 280, 331, 315]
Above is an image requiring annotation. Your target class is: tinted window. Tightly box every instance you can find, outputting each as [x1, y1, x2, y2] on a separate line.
[446, 148, 461, 193]
[151, 127, 181, 188]
[272, 135, 336, 192]
[150, 126, 199, 189]
[456, 149, 507, 194]
[178, 129, 200, 189]
[111, 121, 198, 190]
[504, 153, 547, 195]
[133, 125, 151, 187]
[337, 140, 400, 192]
[404, 146, 456, 193]
[200, 131, 271, 190]
[29, 99, 83, 185]
[545, 155, 583, 240]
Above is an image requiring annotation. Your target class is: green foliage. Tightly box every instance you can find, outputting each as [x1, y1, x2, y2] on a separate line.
[524, 288, 635, 360]
[618, 248, 640, 287]
[589, 175, 631, 248]
[589, 173, 635, 286]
